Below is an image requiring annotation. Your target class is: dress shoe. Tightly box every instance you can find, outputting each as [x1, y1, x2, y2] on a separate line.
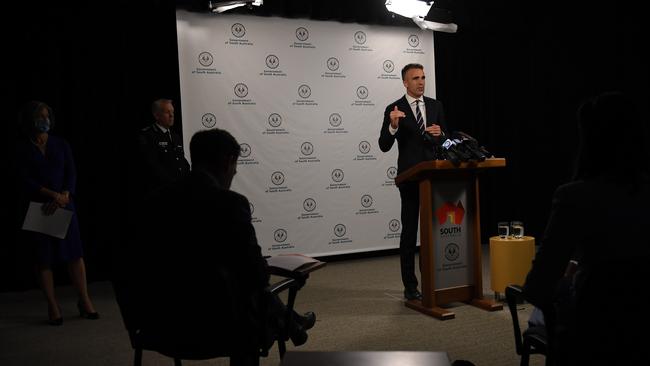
[295, 311, 316, 330]
[77, 300, 100, 320]
[404, 288, 422, 301]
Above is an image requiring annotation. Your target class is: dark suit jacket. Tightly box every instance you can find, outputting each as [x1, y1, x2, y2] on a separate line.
[378, 95, 447, 175]
[137, 123, 190, 191]
[523, 176, 650, 363]
[132, 168, 270, 353]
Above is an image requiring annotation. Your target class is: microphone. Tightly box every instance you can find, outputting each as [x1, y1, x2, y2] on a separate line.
[440, 138, 464, 166]
[454, 131, 494, 158]
[451, 132, 486, 162]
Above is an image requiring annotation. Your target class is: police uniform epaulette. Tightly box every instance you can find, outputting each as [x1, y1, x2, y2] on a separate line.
[141, 125, 152, 132]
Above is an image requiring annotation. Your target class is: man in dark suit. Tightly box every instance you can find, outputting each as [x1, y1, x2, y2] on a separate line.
[378, 63, 449, 301]
[133, 128, 314, 358]
[137, 98, 190, 192]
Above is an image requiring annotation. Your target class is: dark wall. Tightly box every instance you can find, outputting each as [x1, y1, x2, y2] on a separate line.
[3, 0, 647, 291]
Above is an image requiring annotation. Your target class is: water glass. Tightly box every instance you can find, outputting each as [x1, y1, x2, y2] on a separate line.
[497, 221, 509, 239]
[511, 221, 524, 238]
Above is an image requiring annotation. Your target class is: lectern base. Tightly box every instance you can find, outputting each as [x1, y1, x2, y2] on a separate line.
[405, 300, 455, 320]
[470, 297, 503, 311]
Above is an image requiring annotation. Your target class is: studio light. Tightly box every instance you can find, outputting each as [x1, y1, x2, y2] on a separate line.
[209, 0, 263, 13]
[385, 0, 458, 33]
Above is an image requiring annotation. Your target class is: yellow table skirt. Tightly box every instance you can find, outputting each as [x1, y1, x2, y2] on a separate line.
[489, 236, 535, 295]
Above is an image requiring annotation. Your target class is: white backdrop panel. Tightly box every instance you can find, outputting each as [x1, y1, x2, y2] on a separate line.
[176, 10, 435, 256]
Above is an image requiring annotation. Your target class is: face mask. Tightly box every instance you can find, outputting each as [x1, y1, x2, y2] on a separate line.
[35, 118, 51, 133]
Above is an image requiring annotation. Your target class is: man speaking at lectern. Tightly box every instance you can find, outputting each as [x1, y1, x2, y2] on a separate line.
[378, 63, 449, 301]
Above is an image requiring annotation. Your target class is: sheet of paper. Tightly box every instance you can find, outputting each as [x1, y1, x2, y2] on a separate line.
[266, 254, 319, 271]
[22, 201, 73, 239]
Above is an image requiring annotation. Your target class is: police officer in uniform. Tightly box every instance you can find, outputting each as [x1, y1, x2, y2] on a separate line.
[137, 99, 190, 193]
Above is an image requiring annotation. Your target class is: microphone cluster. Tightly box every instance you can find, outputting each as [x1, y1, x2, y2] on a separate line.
[430, 131, 493, 166]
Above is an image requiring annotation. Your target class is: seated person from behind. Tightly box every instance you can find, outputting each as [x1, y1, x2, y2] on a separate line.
[136, 128, 315, 356]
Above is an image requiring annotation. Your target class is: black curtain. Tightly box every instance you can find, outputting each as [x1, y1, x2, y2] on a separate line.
[3, 0, 647, 291]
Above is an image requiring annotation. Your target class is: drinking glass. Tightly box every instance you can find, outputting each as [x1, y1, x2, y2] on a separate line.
[511, 221, 524, 238]
[497, 221, 509, 239]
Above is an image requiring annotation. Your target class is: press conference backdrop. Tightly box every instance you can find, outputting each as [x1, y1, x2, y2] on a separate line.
[176, 10, 435, 256]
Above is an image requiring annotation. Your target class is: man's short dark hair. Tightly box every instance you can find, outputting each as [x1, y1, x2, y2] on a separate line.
[401, 63, 424, 80]
[190, 128, 240, 167]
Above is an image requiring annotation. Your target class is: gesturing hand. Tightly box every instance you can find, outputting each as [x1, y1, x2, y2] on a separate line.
[389, 106, 406, 129]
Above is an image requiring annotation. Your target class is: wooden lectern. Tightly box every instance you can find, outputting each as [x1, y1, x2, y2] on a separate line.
[395, 158, 506, 320]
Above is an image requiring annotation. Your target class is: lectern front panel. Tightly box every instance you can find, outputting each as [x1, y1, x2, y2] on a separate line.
[430, 178, 475, 289]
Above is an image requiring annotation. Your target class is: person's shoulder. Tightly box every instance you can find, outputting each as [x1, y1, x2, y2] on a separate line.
[385, 96, 406, 110]
[424, 96, 442, 105]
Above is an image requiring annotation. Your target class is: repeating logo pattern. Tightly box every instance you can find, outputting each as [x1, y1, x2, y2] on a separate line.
[265, 54, 279, 69]
[271, 171, 285, 186]
[354, 31, 367, 45]
[356, 86, 369, 99]
[296, 27, 309, 41]
[198, 52, 214, 67]
[234, 83, 249, 98]
[387, 166, 398, 179]
[389, 219, 401, 232]
[231, 23, 246, 38]
[327, 57, 340, 71]
[334, 224, 346, 237]
[358, 141, 371, 154]
[408, 34, 420, 48]
[201, 113, 217, 128]
[300, 142, 314, 156]
[298, 84, 312, 99]
[331, 169, 344, 182]
[361, 194, 373, 208]
[329, 113, 342, 127]
[240, 143, 251, 158]
[268, 113, 282, 128]
[383, 59, 394, 73]
[303, 198, 316, 212]
[274, 229, 288, 242]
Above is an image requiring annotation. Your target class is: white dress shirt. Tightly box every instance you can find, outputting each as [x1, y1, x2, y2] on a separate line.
[389, 94, 426, 135]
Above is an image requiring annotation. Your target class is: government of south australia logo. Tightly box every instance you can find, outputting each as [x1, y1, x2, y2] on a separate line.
[271, 171, 285, 186]
[234, 83, 248, 98]
[296, 27, 309, 41]
[274, 229, 287, 243]
[389, 219, 401, 232]
[239, 143, 251, 158]
[265, 54, 279, 69]
[359, 141, 371, 154]
[408, 34, 420, 48]
[300, 142, 314, 156]
[334, 224, 346, 237]
[361, 194, 373, 208]
[331, 169, 344, 183]
[201, 113, 216, 128]
[387, 166, 398, 179]
[268, 113, 282, 128]
[198, 52, 213, 67]
[298, 84, 311, 99]
[231, 23, 246, 38]
[327, 57, 340, 71]
[383, 60, 394, 73]
[445, 243, 460, 261]
[436, 201, 466, 225]
[303, 198, 316, 212]
[329, 113, 342, 127]
[356, 86, 369, 99]
[354, 31, 367, 45]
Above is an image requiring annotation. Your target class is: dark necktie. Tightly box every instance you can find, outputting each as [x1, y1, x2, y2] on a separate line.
[166, 130, 173, 144]
[415, 100, 426, 137]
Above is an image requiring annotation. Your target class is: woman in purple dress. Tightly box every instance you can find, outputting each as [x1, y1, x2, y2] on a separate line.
[17, 101, 99, 325]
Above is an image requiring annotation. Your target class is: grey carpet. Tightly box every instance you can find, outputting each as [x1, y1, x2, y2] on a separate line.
[0, 248, 544, 366]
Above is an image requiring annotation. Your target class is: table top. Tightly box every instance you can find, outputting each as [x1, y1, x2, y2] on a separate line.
[280, 351, 451, 366]
[490, 235, 535, 242]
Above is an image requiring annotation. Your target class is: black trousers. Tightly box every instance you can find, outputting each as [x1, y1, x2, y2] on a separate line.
[398, 182, 421, 291]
